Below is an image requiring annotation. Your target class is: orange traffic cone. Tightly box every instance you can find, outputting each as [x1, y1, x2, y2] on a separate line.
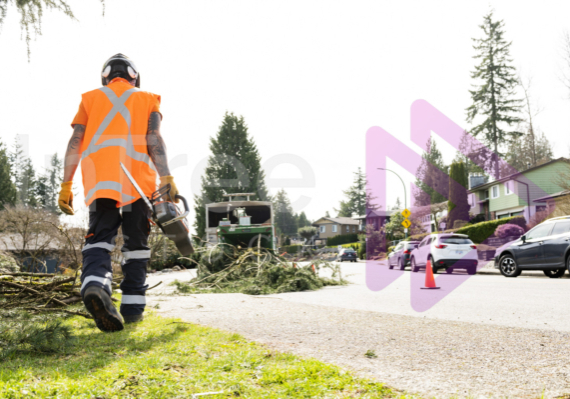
[421, 259, 440, 290]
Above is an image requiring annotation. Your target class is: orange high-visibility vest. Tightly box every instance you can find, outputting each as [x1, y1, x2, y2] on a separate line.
[79, 79, 160, 207]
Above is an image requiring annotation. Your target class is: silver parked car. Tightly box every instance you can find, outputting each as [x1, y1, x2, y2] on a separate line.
[388, 241, 420, 270]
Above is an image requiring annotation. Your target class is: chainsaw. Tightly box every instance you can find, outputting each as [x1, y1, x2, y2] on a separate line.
[120, 162, 194, 256]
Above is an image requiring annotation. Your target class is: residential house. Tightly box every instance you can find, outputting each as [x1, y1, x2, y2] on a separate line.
[467, 158, 570, 222]
[312, 217, 360, 244]
[353, 209, 392, 231]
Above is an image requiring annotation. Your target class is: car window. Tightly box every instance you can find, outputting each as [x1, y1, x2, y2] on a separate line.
[551, 221, 570, 236]
[406, 243, 418, 249]
[526, 223, 553, 240]
[440, 237, 473, 244]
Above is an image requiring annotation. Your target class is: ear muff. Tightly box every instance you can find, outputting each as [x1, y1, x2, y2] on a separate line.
[102, 65, 111, 78]
[127, 66, 137, 79]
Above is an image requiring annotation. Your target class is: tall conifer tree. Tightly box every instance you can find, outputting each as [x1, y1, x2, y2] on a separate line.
[194, 112, 269, 239]
[466, 11, 522, 179]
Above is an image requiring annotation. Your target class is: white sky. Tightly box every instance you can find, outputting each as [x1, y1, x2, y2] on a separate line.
[1, 0, 570, 230]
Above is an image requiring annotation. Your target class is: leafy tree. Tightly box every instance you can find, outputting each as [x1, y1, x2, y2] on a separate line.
[447, 162, 470, 229]
[0, 1, 105, 59]
[414, 138, 448, 206]
[0, 140, 16, 209]
[336, 167, 376, 217]
[466, 11, 522, 179]
[36, 153, 63, 213]
[194, 112, 269, 238]
[298, 226, 317, 241]
[273, 189, 297, 236]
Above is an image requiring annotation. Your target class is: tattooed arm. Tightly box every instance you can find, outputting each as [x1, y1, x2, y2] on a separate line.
[63, 124, 86, 182]
[146, 112, 171, 177]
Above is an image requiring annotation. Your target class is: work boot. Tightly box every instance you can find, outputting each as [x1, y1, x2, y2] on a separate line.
[123, 314, 144, 324]
[83, 286, 124, 332]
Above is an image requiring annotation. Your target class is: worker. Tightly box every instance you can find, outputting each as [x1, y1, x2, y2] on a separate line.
[58, 54, 178, 332]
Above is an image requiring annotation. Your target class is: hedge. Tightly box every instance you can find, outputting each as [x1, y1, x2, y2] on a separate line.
[404, 215, 527, 244]
[326, 242, 360, 250]
[327, 233, 359, 246]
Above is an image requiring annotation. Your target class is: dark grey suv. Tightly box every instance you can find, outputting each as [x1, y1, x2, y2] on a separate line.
[495, 216, 570, 278]
[388, 241, 420, 270]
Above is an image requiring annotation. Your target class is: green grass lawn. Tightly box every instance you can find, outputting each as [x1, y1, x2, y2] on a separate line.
[0, 313, 414, 399]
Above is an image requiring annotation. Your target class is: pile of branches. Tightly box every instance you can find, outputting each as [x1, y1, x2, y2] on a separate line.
[0, 272, 94, 318]
[175, 243, 346, 295]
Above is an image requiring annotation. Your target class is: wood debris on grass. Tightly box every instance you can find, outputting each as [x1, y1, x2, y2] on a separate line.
[174, 243, 347, 295]
[0, 272, 119, 319]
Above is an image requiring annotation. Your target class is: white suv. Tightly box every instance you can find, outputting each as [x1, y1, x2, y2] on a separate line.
[409, 233, 478, 275]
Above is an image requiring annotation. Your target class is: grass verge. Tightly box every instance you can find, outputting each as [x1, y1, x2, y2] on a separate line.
[0, 313, 412, 399]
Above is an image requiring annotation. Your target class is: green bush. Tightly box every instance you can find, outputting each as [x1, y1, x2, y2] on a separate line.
[387, 245, 395, 253]
[405, 215, 527, 244]
[358, 240, 366, 260]
[282, 245, 302, 254]
[327, 234, 358, 246]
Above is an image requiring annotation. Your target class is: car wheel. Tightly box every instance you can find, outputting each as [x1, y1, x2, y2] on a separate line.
[543, 268, 565, 278]
[399, 257, 406, 271]
[388, 259, 393, 269]
[411, 257, 418, 273]
[467, 266, 477, 275]
[499, 254, 521, 277]
[445, 267, 453, 274]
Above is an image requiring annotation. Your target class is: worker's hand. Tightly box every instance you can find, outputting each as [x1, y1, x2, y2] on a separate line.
[58, 181, 74, 215]
[159, 175, 179, 203]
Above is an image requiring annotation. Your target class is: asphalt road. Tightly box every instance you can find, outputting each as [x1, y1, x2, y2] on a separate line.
[151, 261, 570, 332]
[271, 261, 570, 332]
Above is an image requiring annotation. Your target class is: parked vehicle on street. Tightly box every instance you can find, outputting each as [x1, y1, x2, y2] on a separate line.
[339, 248, 358, 262]
[410, 234, 478, 275]
[494, 216, 570, 278]
[388, 241, 420, 270]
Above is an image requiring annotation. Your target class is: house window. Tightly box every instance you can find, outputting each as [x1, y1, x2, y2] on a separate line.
[320, 226, 326, 233]
[491, 185, 499, 199]
[332, 225, 338, 233]
[504, 181, 513, 195]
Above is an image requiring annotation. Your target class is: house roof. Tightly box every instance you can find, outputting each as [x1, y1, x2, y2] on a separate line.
[0, 234, 66, 251]
[312, 217, 360, 226]
[467, 157, 569, 193]
[533, 190, 570, 203]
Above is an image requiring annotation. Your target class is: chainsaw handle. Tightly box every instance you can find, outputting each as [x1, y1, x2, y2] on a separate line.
[161, 194, 190, 227]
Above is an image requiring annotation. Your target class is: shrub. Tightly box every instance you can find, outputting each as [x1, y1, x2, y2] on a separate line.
[404, 215, 526, 244]
[527, 211, 549, 230]
[387, 245, 395, 253]
[358, 240, 366, 260]
[282, 245, 302, 254]
[494, 223, 525, 238]
[327, 233, 359, 246]
[455, 216, 524, 243]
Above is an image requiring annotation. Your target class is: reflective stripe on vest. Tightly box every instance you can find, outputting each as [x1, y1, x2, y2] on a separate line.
[81, 86, 156, 203]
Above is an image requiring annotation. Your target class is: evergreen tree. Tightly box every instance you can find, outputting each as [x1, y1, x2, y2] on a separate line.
[194, 112, 270, 238]
[335, 167, 370, 217]
[392, 197, 402, 211]
[36, 153, 63, 213]
[325, 210, 331, 218]
[273, 189, 297, 236]
[297, 211, 310, 228]
[504, 130, 553, 172]
[0, 140, 17, 209]
[447, 162, 470, 229]
[10, 139, 38, 207]
[414, 138, 448, 206]
[466, 11, 522, 179]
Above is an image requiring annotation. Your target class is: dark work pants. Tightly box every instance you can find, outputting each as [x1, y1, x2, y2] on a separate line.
[80, 198, 151, 316]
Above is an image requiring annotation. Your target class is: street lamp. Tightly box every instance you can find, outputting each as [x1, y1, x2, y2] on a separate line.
[378, 167, 407, 239]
